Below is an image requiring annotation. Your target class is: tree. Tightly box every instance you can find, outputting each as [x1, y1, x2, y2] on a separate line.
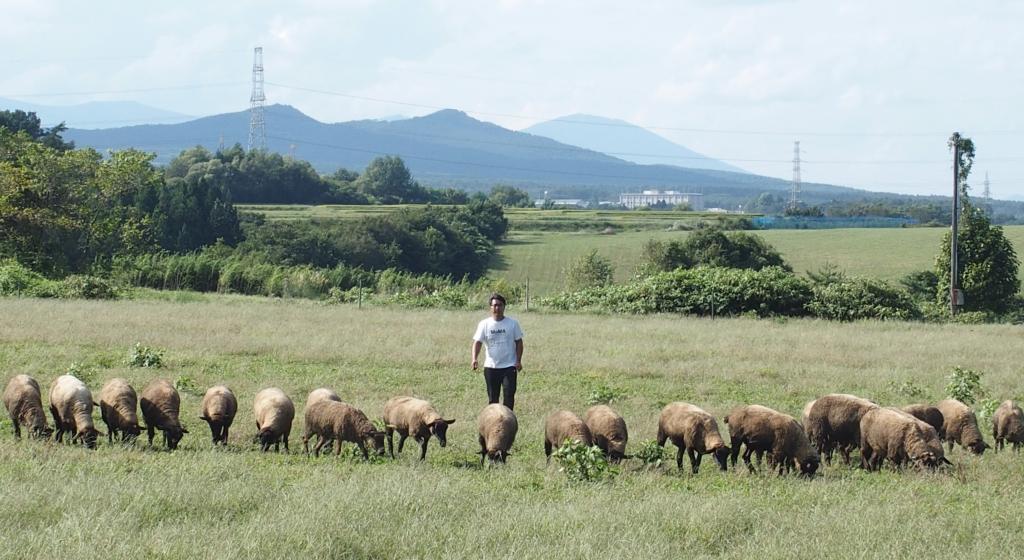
[0, 110, 74, 151]
[641, 228, 791, 272]
[564, 249, 614, 290]
[355, 156, 427, 204]
[488, 184, 532, 208]
[934, 135, 1020, 313]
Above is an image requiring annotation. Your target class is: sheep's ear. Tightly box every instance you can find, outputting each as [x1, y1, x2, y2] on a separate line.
[198, 415, 209, 421]
[181, 427, 189, 434]
[941, 457, 953, 466]
[443, 418, 455, 425]
[93, 401, 100, 407]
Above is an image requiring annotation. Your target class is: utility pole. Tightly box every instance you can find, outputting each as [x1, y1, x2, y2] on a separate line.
[247, 46, 266, 152]
[789, 141, 801, 210]
[950, 132, 961, 316]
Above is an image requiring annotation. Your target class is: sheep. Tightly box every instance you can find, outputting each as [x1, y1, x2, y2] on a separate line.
[992, 400, 1024, 452]
[900, 404, 945, 438]
[936, 399, 988, 455]
[139, 379, 188, 450]
[656, 402, 729, 473]
[584, 405, 629, 464]
[302, 399, 385, 459]
[805, 393, 878, 465]
[543, 410, 592, 462]
[3, 374, 53, 439]
[199, 385, 237, 446]
[477, 403, 517, 466]
[48, 374, 102, 449]
[382, 396, 455, 461]
[253, 387, 295, 453]
[99, 378, 141, 443]
[303, 388, 342, 450]
[724, 404, 819, 477]
[860, 407, 951, 471]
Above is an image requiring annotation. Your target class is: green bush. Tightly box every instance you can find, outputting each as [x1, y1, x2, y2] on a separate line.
[552, 439, 617, 482]
[56, 275, 117, 300]
[564, 249, 614, 291]
[807, 278, 921, 321]
[127, 343, 164, 368]
[587, 384, 625, 405]
[634, 439, 667, 468]
[945, 366, 985, 405]
[0, 259, 58, 297]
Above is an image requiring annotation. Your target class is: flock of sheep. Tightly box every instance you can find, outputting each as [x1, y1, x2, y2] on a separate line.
[5, 372, 1024, 476]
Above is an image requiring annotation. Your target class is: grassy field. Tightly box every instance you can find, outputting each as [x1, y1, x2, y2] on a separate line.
[495, 226, 1024, 296]
[2, 296, 1023, 558]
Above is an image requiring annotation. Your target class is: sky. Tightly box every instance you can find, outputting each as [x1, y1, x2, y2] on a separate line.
[2, 0, 1022, 199]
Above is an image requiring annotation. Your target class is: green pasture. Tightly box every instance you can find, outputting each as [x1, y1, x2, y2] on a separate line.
[495, 226, 1024, 296]
[2, 296, 1023, 558]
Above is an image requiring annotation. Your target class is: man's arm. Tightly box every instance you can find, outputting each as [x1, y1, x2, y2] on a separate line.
[471, 340, 482, 370]
[514, 339, 524, 371]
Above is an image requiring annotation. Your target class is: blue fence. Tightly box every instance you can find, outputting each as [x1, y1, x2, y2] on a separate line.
[752, 216, 919, 229]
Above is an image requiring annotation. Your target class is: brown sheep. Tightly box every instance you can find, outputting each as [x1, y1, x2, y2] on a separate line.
[303, 388, 342, 451]
[3, 374, 53, 439]
[382, 396, 455, 461]
[253, 387, 295, 453]
[543, 410, 592, 462]
[656, 402, 729, 473]
[48, 374, 102, 449]
[936, 399, 988, 455]
[992, 400, 1024, 452]
[725, 404, 819, 477]
[99, 378, 141, 443]
[302, 399, 385, 459]
[584, 405, 629, 464]
[139, 379, 188, 450]
[860, 407, 951, 470]
[805, 394, 878, 465]
[900, 404, 945, 438]
[477, 403, 517, 466]
[199, 385, 237, 445]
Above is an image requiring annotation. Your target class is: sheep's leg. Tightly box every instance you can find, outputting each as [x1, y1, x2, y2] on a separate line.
[947, 440, 954, 454]
[358, 442, 369, 461]
[742, 446, 756, 473]
[676, 446, 685, 471]
[221, 426, 229, 444]
[283, 435, 289, 453]
[544, 439, 552, 462]
[689, 449, 702, 474]
[839, 444, 852, 466]
[479, 436, 487, 467]
[729, 439, 741, 467]
[146, 425, 155, 447]
[12, 420, 20, 439]
[397, 433, 408, 454]
[385, 427, 395, 458]
[419, 438, 429, 461]
[50, 407, 62, 442]
[656, 426, 667, 447]
[312, 436, 327, 457]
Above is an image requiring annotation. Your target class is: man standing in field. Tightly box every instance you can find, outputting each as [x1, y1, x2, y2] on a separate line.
[471, 293, 524, 410]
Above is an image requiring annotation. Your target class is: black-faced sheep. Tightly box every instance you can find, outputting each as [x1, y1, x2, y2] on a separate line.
[302, 399, 385, 459]
[303, 388, 342, 451]
[253, 387, 294, 453]
[139, 379, 188, 450]
[992, 400, 1024, 452]
[382, 396, 454, 461]
[936, 399, 988, 455]
[3, 374, 53, 439]
[860, 407, 951, 471]
[584, 405, 629, 464]
[199, 385, 237, 446]
[657, 402, 729, 473]
[99, 378, 141, 443]
[725, 404, 819, 477]
[543, 409, 592, 462]
[477, 403, 517, 466]
[48, 374, 102, 449]
[805, 393, 878, 465]
[900, 404, 945, 438]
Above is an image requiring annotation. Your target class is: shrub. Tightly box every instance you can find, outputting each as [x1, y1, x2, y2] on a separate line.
[65, 362, 95, 385]
[551, 439, 617, 482]
[634, 439, 666, 468]
[642, 229, 791, 272]
[564, 249, 614, 291]
[0, 259, 58, 297]
[55, 275, 117, 300]
[587, 384, 625, 405]
[935, 202, 1020, 313]
[127, 343, 164, 368]
[888, 378, 927, 400]
[945, 366, 986, 405]
[174, 375, 202, 396]
[808, 278, 921, 321]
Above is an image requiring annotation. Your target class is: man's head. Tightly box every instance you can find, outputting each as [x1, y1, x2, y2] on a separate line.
[489, 293, 506, 320]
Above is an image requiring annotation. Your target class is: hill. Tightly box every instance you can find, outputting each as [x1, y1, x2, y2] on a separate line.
[0, 97, 193, 129]
[523, 113, 746, 174]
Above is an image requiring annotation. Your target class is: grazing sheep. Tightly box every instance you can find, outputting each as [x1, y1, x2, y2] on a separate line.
[543, 410, 592, 462]
[199, 385, 237, 446]
[656, 402, 729, 473]
[805, 394, 879, 465]
[725, 404, 819, 477]
[302, 399, 385, 459]
[303, 388, 342, 451]
[253, 387, 295, 453]
[992, 400, 1024, 452]
[382, 396, 455, 461]
[99, 378, 141, 443]
[936, 399, 988, 455]
[900, 404, 945, 438]
[860, 407, 951, 471]
[477, 404, 517, 466]
[48, 374, 102, 449]
[3, 374, 53, 439]
[584, 405, 629, 464]
[139, 379, 188, 450]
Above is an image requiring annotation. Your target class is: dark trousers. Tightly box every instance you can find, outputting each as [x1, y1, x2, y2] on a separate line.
[484, 366, 518, 410]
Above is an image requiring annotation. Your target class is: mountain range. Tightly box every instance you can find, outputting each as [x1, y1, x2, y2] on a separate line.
[0, 97, 193, 129]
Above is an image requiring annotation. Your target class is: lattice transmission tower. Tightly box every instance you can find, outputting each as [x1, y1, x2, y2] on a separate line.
[247, 46, 266, 152]
[789, 140, 801, 209]
[983, 171, 991, 200]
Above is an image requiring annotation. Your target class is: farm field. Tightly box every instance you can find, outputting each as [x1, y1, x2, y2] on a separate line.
[494, 226, 1024, 296]
[2, 296, 1024, 558]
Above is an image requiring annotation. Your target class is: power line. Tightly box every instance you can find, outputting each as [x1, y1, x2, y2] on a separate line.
[0, 82, 246, 99]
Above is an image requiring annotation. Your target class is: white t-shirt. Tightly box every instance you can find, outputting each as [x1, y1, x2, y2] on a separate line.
[473, 316, 524, 369]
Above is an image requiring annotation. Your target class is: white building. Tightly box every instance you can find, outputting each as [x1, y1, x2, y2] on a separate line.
[619, 190, 703, 210]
